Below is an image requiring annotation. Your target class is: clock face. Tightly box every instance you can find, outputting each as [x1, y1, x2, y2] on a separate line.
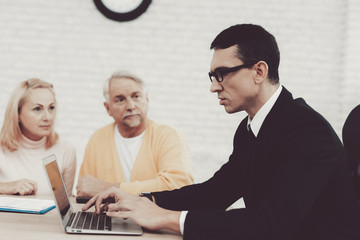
[101, 0, 144, 13]
[93, 0, 152, 22]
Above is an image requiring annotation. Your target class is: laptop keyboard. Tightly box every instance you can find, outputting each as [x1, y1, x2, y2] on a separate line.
[73, 212, 112, 231]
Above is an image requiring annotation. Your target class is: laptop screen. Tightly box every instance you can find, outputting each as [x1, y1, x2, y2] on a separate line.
[43, 155, 70, 219]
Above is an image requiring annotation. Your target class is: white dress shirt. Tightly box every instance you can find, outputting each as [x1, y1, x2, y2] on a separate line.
[247, 85, 282, 136]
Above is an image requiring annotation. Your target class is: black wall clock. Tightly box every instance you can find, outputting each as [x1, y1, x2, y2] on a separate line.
[93, 0, 152, 22]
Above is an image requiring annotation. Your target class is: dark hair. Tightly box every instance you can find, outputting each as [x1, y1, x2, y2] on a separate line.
[210, 24, 280, 83]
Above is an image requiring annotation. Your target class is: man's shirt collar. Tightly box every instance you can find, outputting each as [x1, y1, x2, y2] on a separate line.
[247, 85, 282, 137]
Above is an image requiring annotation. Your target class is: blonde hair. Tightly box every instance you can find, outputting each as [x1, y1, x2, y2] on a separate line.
[0, 78, 58, 152]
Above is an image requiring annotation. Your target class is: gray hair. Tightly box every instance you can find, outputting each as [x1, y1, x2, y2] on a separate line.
[103, 71, 146, 102]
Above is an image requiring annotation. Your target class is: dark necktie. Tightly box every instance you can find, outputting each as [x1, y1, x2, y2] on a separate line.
[248, 125, 256, 140]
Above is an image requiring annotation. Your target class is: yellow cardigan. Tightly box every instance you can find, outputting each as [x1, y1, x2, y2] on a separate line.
[79, 120, 193, 195]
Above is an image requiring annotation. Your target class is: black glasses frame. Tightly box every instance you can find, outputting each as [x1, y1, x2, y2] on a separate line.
[208, 62, 257, 83]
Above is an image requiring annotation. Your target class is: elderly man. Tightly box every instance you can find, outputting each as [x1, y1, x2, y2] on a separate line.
[83, 24, 360, 240]
[76, 71, 193, 197]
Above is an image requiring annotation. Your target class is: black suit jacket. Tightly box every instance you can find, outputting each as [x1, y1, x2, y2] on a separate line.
[343, 104, 360, 198]
[153, 87, 360, 240]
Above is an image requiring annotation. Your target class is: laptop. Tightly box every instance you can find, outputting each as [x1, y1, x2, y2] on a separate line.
[42, 154, 143, 235]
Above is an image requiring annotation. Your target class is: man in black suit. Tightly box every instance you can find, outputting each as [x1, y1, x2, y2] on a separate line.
[83, 24, 360, 240]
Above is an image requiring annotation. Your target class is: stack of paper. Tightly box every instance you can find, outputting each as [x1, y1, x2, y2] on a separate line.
[0, 196, 55, 214]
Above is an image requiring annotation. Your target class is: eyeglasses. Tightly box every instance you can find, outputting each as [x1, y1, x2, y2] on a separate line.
[208, 62, 257, 83]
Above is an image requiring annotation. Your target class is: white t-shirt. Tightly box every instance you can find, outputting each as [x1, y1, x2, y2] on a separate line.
[114, 125, 145, 182]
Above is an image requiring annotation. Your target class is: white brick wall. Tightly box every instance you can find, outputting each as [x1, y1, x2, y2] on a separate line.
[342, 0, 360, 133]
[0, 0, 358, 184]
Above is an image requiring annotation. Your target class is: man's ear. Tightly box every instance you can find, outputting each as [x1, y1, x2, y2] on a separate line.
[254, 61, 269, 83]
[103, 102, 112, 117]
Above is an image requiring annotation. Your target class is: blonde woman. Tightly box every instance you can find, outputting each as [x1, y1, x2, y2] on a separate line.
[0, 79, 76, 196]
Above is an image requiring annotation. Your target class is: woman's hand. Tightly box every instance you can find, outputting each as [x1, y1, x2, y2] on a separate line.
[0, 178, 37, 195]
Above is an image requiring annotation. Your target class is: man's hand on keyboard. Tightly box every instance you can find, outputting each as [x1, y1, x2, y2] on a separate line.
[81, 187, 181, 233]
